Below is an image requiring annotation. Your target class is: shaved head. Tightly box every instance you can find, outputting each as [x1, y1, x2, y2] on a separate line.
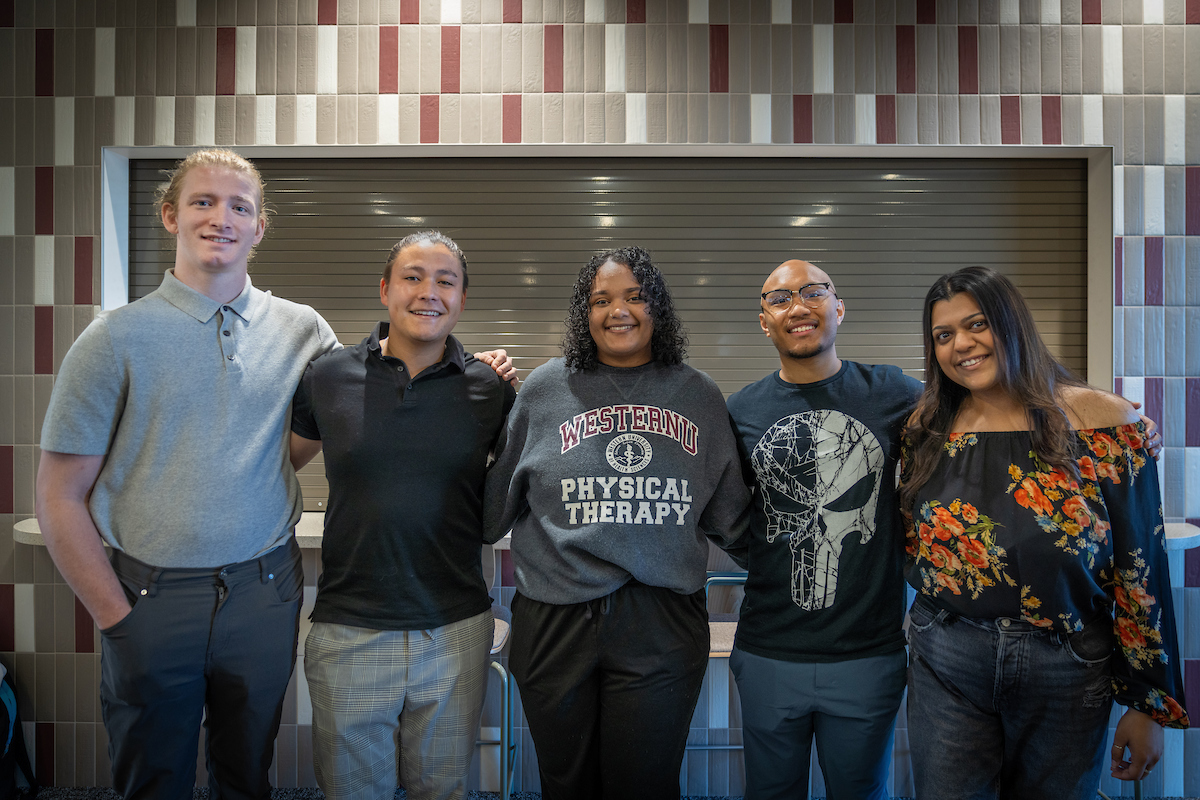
[761, 259, 837, 299]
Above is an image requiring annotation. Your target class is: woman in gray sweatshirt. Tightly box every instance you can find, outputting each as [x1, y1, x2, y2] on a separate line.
[484, 246, 750, 800]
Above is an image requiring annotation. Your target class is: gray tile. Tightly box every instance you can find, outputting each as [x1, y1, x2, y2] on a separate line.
[1188, 239, 1200, 307]
[1188, 306, 1200, 377]
[1164, 448, 1185, 517]
[939, 94, 960, 143]
[771, 93, 791, 143]
[1165, 167, 1185, 236]
[646, 92, 667, 143]
[13, 28, 33, 98]
[1040, 24, 1061, 95]
[1020, 24, 1041, 94]
[36, 99, 54, 167]
[1163, 25, 1185, 95]
[958, 0, 979, 23]
[999, 23, 1020, 94]
[53, 168, 74, 237]
[460, 25, 481, 94]
[812, 93, 833, 143]
[562, 93, 584, 143]
[541, 92, 563, 144]
[1124, 24, 1143, 94]
[708, 92, 730, 143]
[1062, 94, 1083, 144]
[1165, 236, 1186, 306]
[1103, 0, 1123, 23]
[604, 93, 625, 143]
[939, 0, 958, 23]
[875, 24, 895, 93]
[336, 94, 357, 144]
[729, 24, 750, 94]
[626, 25, 646, 93]
[1081, 25, 1102, 95]
[217, 0, 238, 25]
[977, 24, 999, 94]
[583, 23, 604, 93]
[730, 93, 752, 143]
[687, 23, 706, 93]
[1165, 378, 1186, 446]
[750, 25, 772, 94]
[175, 27, 197, 97]
[774, 26, 793, 94]
[1165, 307, 1186, 376]
[833, 25, 854, 95]
[688, 93, 708, 142]
[195, 26, 216, 97]
[644, 24, 665, 93]
[792, 25, 813, 94]
[1187, 96, 1200, 166]
[315, 95, 336, 145]
[480, 25, 502, 93]
[1019, 0, 1038, 22]
[875, 0, 895, 24]
[1124, 94, 1144, 166]
[1124, 234, 1145, 304]
[834, 93, 855, 143]
[54, 585, 75, 654]
[357, 95, 377, 144]
[1124, 306, 1145, 375]
[113, 27, 135, 96]
[897, 93, 918, 144]
[133, 95, 155, 146]
[293, 26, 316, 95]
[1145, 305, 1165, 375]
[55, 28, 75, 98]
[1164, 0, 1186, 22]
[136, 27, 156, 98]
[35, 584, 54, 653]
[1124, 0, 1142, 23]
[916, 25, 937, 94]
[274, 94, 295, 145]
[1144, 24, 1164, 95]
[918, 94, 939, 144]
[1113, 307, 1124, 381]
[937, 26, 957, 94]
[1104, 95, 1124, 162]
[1125, 167, 1145, 237]
[255, 26, 276, 96]
[359, 25, 379, 95]
[1143, 95, 1164, 165]
[667, 92, 686, 142]
[1186, 27, 1200, 96]
[337, 26, 359, 96]
[1060, 25, 1081, 95]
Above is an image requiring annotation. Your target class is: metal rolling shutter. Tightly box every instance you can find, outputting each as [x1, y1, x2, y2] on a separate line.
[129, 156, 1088, 508]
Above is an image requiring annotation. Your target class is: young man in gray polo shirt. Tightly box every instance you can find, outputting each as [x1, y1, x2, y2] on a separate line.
[36, 149, 340, 800]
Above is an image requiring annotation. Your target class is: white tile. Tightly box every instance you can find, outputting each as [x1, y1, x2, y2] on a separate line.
[625, 92, 647, 143]
[584, 0, 604, 23]
[255, 95, 275, 144]
[400, 94, 421, 143]
[1165, 95, 1185, 165]
[751, 94, 771, 143]
[94, 28, 115, 97]
[688, 0, 709, 23]
[14, 585, 34, 652]
[1102, 27, 1123, 95]
[1000, 0, 1019, 24]
[1112, 165, 1125, 237]
[296, 95, 317, 146]
[442, 0, 462, 23]
[1144, 0, 1164, 24]
[1186, 448, 1200, 518]
[813, 25, 834, 94]
[113, 96, 135, 146]
[236, 27, 257, 95]
[176, 0, 196, 26]
[1122, 376, 1145, 407]
[34, 236, 54, 305]
[317, 26, 338, 95]
[855, 94, 876, 144]
[705, 657, 729, 728]
[154, 97, 174, 145]
[0, 167, 12, 236]
[55, 97, 74, 166]
[378, 94, 400, 145]
[1041, 0, 1061, 23]
[605, 25, 625, 93]
[1144, 166, 1165, 236]
[1082, 95, 1104, 145]
[194, 95, 216, 145]
[772, 0, 791, 23]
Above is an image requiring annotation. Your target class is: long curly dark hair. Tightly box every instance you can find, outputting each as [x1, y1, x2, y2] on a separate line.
[562, 246, 688, 370]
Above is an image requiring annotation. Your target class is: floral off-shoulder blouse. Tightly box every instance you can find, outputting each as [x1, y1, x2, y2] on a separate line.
[904, 421, 1188, 728]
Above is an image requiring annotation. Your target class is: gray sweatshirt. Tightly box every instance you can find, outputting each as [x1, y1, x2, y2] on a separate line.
[484, 357, 750, 604]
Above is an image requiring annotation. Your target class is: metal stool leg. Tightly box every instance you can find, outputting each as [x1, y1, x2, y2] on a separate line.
[488, 659, 516, 800]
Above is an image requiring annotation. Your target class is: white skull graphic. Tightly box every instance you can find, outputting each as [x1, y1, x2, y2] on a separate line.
[751, 410, 885, 610]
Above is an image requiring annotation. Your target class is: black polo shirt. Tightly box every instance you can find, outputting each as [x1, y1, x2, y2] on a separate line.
[291, 323, 516, 631]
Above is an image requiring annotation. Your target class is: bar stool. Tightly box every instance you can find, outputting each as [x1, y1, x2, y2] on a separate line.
[478, 545, 517, 800]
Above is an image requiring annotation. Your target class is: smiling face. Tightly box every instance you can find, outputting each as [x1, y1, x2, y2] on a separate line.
[759, 260, 845, 377]
[588, 260, 654, 368]
[930, 291, 1002, 397]
[160, 165, 265, 281]
[379, 241, 466, 351]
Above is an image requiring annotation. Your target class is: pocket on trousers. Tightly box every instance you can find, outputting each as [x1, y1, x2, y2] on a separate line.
[1062, 617, 1115, 667]
[906, 597, 942, 633]
[269, 547, 304, 604]
[99, 572, 151, 637]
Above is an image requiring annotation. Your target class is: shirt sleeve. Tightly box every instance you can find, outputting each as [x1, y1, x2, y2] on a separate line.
[40, 317, 125, 456]
[695, 385, 752, 548]
[1090, 423, 1189, 728]
[482, 382, 532, 545]
[290, 362, 321, 441]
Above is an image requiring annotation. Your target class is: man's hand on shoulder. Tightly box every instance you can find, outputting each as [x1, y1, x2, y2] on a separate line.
[475, 349, 520, 388]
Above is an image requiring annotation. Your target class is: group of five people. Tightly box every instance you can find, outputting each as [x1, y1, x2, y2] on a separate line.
[35, 148, 1185, 800]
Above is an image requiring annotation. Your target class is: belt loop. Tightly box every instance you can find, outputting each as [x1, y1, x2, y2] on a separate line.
[146, 568, 162, 597]
[259, 554, 273, 585]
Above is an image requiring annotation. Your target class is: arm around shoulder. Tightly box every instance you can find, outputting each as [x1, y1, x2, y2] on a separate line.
[1061, 385, 1139, 430]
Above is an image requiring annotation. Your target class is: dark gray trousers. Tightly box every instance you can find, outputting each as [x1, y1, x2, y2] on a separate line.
[99, 538, 303, 800]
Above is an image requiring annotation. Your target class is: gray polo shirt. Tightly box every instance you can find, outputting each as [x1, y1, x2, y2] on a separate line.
[41, 270, 340, 568]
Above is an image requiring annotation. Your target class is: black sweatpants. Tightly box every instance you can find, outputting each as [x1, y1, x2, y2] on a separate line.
[99, 539, 304, 800]
[508, 580, 709, 800]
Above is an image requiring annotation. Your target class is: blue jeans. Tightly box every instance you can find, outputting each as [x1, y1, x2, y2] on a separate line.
[906, 595, 1114, 800]
[731, 646, 907, 800]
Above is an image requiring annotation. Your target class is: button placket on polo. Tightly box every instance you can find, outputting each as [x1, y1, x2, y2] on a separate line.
[217, 306, 243, 374]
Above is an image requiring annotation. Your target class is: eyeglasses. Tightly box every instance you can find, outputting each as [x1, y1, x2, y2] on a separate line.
[761, 282, 836, 310]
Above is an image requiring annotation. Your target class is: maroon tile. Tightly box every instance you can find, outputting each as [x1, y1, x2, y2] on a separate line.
[710, 25, 729, 93]
[1145, 236, 1164, 305]
[215, 27, 236, 96]
[379, 27, 398, 94]
[958, 27, 977, 95]
[420, 95, 438, 143]
[318, 0, 337, 25]
[400, 0, 418, 23]
[1000, 95, 1021, 144]
[503, 94, 521, 143]
[0, 584, 12, 651]
[441, 26, 459, 93]
[1188, 660, 1200, 723]
[73, 236, 93, 305]
[1145, 376, 1163, 428]
[627, 0, 646, 23]
[1113, 376, 1123, 397]
[876, 95, 896, 143]
[35, 29, 53, 97]
[896, 26, 916, 94]
[36, 722, 54, 787]
[1187, 168, 1200, 236]
[917, 0, 936, 24]
[1082, 0, 1102, 23]
[544, 25, 563, 93]
[35, 306, 53, 374]
[503, 0, 521, 23]
[1042, 95, 1062, 145]
[500, 550, 514, 587]
[793, 95, 813, 143]
[1186, 548, 1200, 587]
[36, 166, 54, 235]
[74, 597, 93, 654]
[834, 0, 853, 24]
[1188, 0, 1200, 23]
[0, 447, 10, 515]
[1114, 237, 1123, 305]
[1187, 378, 1200, 447]
[1, 0, 13, 27]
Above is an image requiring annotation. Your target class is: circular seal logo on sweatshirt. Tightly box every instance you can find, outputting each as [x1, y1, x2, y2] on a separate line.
[606, 434, 653, 473]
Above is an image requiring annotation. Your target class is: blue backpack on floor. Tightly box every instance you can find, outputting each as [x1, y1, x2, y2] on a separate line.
[0, 665, 37, 799]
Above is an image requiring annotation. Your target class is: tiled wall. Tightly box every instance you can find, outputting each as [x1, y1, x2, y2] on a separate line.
[2, 0, 1200, 794]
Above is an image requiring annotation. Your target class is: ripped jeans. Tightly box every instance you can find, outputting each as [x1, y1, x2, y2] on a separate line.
[906, 594, 1114, 800]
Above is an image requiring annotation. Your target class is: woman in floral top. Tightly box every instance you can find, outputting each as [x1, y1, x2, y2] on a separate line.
[900, 267, 1186, 799]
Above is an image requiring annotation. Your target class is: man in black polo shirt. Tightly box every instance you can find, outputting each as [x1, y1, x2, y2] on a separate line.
[289, 231, 516, 800]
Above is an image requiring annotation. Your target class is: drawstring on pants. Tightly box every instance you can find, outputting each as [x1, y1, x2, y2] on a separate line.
[583, 593, 613, 621]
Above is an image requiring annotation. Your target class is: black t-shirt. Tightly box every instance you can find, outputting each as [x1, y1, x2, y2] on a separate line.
[726, 361, 922, 662]
[292, 324, 516, 631]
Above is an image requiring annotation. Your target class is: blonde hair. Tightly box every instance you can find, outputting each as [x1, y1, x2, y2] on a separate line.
[154, 148, 269, 229]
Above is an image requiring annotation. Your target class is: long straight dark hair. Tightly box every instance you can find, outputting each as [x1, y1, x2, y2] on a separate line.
[899, 266, 1085, 513]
